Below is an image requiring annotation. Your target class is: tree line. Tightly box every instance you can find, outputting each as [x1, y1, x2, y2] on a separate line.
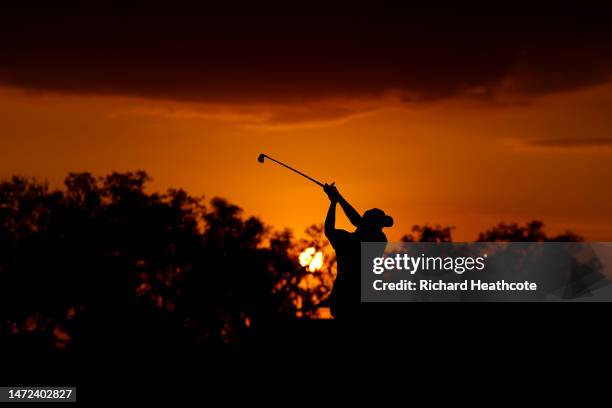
[0, 171, 583, 350]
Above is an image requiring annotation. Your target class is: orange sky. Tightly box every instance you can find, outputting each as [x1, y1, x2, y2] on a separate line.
[2, 83, 611, 241]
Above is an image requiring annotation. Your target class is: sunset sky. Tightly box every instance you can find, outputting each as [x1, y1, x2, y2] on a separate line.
[2, 16, 612, 241]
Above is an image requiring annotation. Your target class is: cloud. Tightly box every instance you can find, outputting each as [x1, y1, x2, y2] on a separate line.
[522, 137, 612, 150]
[2, 16, 612, 111]
[110, 97, 384, 129]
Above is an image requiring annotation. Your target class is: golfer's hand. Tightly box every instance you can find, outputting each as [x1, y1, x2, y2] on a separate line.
[324, 183, 340, 202]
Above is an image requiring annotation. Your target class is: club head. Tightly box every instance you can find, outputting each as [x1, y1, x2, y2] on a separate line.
[257, 154, 266, 163]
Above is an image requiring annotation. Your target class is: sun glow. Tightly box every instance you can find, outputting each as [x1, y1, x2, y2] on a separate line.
[298, 247, 324, 272]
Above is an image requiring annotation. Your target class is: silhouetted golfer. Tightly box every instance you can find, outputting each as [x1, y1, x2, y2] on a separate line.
[323, 184, 393, 320]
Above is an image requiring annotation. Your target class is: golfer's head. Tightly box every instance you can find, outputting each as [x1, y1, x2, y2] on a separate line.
[361, 208, 393, 231]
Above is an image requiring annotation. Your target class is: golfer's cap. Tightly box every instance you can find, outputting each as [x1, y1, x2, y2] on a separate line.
[363, 208, 394, 228]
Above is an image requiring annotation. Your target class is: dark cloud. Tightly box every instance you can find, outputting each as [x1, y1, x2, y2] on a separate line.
[1, 16, 612, 104]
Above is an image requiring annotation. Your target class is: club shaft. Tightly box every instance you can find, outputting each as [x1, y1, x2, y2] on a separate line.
[263, 155, 324, 187]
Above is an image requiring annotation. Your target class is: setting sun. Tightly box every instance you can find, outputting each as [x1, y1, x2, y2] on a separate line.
[299, 247, 324, 272]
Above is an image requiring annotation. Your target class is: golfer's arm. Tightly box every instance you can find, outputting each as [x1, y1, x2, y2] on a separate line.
[338, 195, 362, 227]
[325, 201, 337, 240]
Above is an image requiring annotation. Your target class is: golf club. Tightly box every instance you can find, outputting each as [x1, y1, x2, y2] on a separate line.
[257, 153, 329, 188]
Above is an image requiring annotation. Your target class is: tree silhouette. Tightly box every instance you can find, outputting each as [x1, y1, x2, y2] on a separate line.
[0, 172, 592, 353]
[477, 220, 583, 242]
[400, 221, 584, 243]
[402, 224, 455, 242]
[0, 172, 308, 353]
